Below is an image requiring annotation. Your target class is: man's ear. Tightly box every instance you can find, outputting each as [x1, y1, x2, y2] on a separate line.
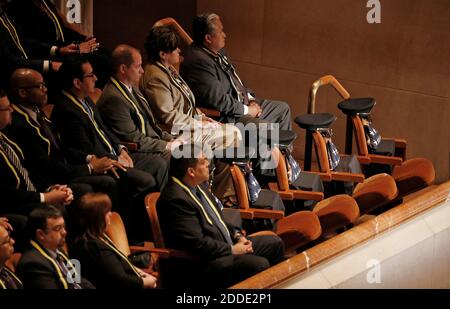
[204, 34, 212, 45]
[17, 88, 27, 99]
[73, 78, 81, 90]
[187, 167, 195, 178]
[119, 63, 128, 75]
[36, 229, 46, 243]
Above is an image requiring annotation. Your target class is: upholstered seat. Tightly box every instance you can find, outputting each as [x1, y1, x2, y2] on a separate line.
[337, 98, 376, 116]
[294, 113, 337, 130]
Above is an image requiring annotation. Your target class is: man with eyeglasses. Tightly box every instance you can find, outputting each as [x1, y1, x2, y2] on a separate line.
[5, 68, 123, 211]
[16, 205, 94, 289]
[181, 12, 292, 130]
[52, 56, 159, 242]
[0, 218, 23, 289]
[0, 88, 73, 240]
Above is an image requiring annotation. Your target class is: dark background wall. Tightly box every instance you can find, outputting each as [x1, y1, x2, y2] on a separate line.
[93, 0, 196, 55]
[197, 0, 450, 183]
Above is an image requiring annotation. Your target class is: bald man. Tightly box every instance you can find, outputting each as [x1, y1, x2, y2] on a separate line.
[5, 68, 120, 202]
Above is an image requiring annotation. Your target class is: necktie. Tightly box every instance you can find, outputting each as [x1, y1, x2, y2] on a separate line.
[80, 99, 116, 156]
[194, 189, 233, 245]
[35, 108, 61, 153]
[0, 267, 22, 289]
[55, 252, 81, 289]
[0, 137, 36, 191]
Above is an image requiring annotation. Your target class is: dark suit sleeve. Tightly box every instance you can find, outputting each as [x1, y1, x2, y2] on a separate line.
[86, 240, 143, 289]
[98, 95, 168, 153]
[161, 197, 232, 260]
[181, 49, 245, 117]
[0, 185, 42, 215]
[17, 258, 61, 289]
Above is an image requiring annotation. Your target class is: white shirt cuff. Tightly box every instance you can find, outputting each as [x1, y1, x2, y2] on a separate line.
[43, 60, 50, 73]
[243, 105, 248, 115]
[86, 155, 93, 163]
[40, 193, 45, 203]
[50, 46, 58, 56]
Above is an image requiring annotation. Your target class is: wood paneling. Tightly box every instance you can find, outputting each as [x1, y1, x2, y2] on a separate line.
[197, 0, 450, 182]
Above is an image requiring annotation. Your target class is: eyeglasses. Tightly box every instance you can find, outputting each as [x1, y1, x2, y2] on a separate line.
[46, 223, 66, 233]
[19, 82, 47, 91]
[82, 72, 96, 79]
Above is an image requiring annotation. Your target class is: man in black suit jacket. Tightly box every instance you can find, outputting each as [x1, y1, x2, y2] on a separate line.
[0, 88, 73, 218]
[51, 57, 158, 240]
[157, 144, 285, 288]
[181, 12, 292, 130]
[16, 205, 94, 289]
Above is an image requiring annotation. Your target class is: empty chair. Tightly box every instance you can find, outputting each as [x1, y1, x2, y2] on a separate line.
[338, 97, 435, 196]
[295, 112, 399, 215]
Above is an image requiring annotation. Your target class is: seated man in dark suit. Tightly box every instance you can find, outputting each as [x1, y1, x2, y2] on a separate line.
[157, 144, 285, 288]
[0, 219, 23, 289]
[0, 88, 73, 219]
[16, 205, 94, 289]
[51, 57, 159, 239]
[181, 12, 292, 130]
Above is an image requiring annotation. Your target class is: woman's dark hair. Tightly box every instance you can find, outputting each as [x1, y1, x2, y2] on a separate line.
[144, 26, 180, 62]
[78, 193, 112, 238]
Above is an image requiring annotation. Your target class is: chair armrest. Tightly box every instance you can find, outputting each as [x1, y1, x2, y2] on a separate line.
[356, 155, 371, 165]
[250, 208, 285, 220]
[121, 141, 138, 151]
[267, 183, 294, 200]
[369, 154, 403, 165]
[290, 189, 324, 201]
[383, 138, 407, 149]
[306, 171, 332, 182]
[238, 209, 255, 219]
[331, 172, 365, 183]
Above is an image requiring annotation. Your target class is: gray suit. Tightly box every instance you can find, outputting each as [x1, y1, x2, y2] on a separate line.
[97, 78, 171, 189]
[180, 43, 292, 130]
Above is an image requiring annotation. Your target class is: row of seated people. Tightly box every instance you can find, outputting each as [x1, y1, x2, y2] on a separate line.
[0, 10, 435, 288]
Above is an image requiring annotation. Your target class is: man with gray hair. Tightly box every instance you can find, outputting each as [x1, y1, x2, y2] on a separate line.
[181, 12, 292, 130]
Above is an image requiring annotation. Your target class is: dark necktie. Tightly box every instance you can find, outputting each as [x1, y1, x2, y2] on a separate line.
[194, 189, 233, 245]
[0, 136, 36, 191]
[0, 267, 22, 289]
[55, 252, 81, 289]
[35, 108, 61, 153]
[80, 99, 116, 156]
[131, 89, 164, 137]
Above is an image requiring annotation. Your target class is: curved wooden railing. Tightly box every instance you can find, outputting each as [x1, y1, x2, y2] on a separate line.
[231, 180, 450, 289]
[153, 17, 193, 45]
[307, 75, 350, 114]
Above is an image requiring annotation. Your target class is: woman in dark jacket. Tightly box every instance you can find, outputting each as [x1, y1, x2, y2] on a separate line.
[71, 192, 157, 289]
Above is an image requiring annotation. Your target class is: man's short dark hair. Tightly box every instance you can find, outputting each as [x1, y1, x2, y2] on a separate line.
[58, 56, 90, 90]
[145, 26, 180, 62]
[192, 12, 220, 44]
[169, 144, 205, 180]
[0, 88, 7, 98]
[27, 205, 63, 240]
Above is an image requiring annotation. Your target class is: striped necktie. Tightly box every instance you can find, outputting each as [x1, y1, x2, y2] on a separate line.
[56, 252, 81, 289]
[0, 137, 36, 191]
